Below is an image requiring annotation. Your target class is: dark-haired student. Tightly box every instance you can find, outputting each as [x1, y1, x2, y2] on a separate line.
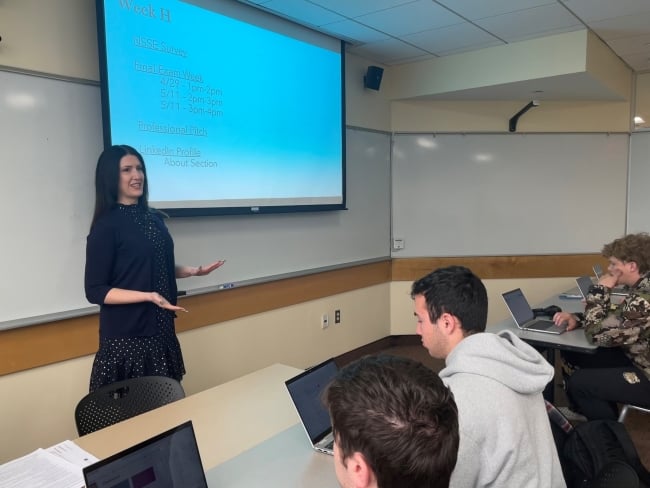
[553, 232, 650, 420]
[412, 265, 566, 488]
[324, 355, 459, 488]
[85, 144, 224, 392]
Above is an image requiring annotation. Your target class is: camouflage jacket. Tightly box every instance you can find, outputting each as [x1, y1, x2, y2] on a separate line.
[583, 273, 650, 379]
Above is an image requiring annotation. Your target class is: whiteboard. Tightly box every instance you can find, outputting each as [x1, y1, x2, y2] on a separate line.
[627, 131, 650, 234]
[0, 68, 391, 328]
[391, 133, 629, 257]
[0, 70, 102, 326]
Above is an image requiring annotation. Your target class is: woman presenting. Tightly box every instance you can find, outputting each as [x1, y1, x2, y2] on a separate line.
[84, 145, 224, 392]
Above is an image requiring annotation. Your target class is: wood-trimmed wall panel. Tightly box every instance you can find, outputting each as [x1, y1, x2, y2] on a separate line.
[0, 260, 391, 376]
[391, 254, 607, 281]
[0, 255, 608, 376]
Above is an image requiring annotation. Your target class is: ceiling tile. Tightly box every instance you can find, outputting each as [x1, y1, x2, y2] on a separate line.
[607, 33, 650, 55]
[404, 22, 503, 55]
[320, 19, 391, 44]
[588, 12, 650, 41]
[435, 0, 555, 21]
[347, 37, 431, 64]
[475, 3, 582, 42]
[355, 0, 464, 37]
[309, 0, 417, 19]
[559, 0, 650, 22]
[260, 0, 345, 27]
[237, 0, 650, 73]
[617, 51, 650, 72]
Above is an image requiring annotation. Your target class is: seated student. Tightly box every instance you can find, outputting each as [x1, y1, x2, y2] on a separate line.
[411, 266, 566, 488]
[324, 355, 459, 488]
[553, 233, 650, 420]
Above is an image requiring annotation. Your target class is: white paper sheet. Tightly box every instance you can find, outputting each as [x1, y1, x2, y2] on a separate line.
[0, 441, 98, 488]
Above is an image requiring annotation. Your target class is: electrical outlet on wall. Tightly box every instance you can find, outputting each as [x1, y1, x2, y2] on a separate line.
[321, 313, 329, 329]
[334, 309, 341, 324]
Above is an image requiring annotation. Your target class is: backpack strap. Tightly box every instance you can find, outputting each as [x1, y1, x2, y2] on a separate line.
[606, 421, 650, 485]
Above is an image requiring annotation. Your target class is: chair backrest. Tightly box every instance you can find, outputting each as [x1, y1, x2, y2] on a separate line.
[618, 404, 650, 423]
[75, 375, 185, 436]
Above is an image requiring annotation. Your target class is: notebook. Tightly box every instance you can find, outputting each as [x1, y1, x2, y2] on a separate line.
[285, 358, 339, 455]
[502, 288, 566, 335]
[83, 420, 207, 488]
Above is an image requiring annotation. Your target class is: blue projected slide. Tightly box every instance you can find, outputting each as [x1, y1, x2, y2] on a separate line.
[97, 0, 344, 215]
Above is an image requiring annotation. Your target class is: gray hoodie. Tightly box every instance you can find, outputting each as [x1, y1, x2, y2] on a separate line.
[440, 330, 566, 488]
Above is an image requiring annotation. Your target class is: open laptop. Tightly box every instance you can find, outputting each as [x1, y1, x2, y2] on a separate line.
[502, 288, 566, 334]
[83, 420, 207, 488]
[593, 264, 603, 279]
[576, 275, 594, 299]
[285, 358, 339, 455]
[592, 264, 629, 297]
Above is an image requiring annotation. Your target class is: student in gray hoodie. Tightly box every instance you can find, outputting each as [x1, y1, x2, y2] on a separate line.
[411, 266, 566, 488]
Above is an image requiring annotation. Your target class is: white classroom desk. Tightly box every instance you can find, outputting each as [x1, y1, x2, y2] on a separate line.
[75, 363, 337, 488]
[488, 288, 598, 354]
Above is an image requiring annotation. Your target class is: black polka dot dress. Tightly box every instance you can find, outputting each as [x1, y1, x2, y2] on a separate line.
[89, 204, 186, 392]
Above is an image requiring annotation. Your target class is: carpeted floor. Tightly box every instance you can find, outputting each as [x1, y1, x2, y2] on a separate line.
[340, 339, 650, 472]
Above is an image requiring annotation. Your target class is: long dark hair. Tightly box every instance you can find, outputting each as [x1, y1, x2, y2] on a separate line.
[90, 145, 150, 229]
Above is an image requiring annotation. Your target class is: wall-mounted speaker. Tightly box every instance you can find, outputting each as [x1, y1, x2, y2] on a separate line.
[364, 65, 384, 91]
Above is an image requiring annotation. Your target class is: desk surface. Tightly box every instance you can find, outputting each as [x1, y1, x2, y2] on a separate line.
[206, 424, 336, 488]
[488, 289, 598, 353]
[75, 363, 303, 470]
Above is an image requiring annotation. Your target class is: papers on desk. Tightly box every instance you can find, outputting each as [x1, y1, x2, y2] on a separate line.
[0, 440, 98, 488]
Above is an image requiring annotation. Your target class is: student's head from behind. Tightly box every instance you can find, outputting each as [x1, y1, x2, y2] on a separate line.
[411, 265, 487, 359]
[602, 232, 650, 285]
[324, 355, 459, 488]
[93, 145, 149, 224]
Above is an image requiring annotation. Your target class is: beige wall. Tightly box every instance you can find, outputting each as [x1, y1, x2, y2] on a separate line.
[0, 285, 390, 463]
[385, 31, 592, 101]
[390, 278, 576, 336]
[344, 53, 391, 131]
[635, 73, 650, 131]
[0, 0, 99, 81]
[391, 99, 630, 133]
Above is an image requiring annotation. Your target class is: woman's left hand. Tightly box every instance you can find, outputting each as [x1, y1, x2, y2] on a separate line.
[193, 260, 225, 276]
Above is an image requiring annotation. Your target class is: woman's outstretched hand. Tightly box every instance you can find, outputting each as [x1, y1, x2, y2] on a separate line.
[193, 260, 225, 276]
[151, 292, 188, 312]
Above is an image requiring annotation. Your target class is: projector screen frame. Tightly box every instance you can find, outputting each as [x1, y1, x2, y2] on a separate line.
[94, 0, 347, 217]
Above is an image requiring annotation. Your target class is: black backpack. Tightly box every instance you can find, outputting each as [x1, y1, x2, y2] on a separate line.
[561, 419, 650, 487]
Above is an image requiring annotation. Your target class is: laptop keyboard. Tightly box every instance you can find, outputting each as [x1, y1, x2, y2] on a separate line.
[526, 320, 555, 331]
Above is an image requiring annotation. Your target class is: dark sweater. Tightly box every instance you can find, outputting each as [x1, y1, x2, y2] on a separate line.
[84, 205, 177, 339]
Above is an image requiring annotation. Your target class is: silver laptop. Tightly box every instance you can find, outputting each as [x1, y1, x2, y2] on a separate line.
[592, 264, 629, 296]
[576, 275, 593, 299]
[285, 358, 338, 455]
[593, 264, 603, 279]
[83, 421, 207, 488]
[502, 288, 566, 334]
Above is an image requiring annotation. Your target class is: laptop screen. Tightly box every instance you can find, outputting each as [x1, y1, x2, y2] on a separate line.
[593, 264, 603, 279]
[576, 276, 593, 299]
[83, 421, 207, 488]
[502, 288, 535, 325]
[285, 358, 338, 444]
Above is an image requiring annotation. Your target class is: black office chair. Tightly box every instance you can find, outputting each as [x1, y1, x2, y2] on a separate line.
[587, 460, 639, 488]
[74, 375, 185, 436]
